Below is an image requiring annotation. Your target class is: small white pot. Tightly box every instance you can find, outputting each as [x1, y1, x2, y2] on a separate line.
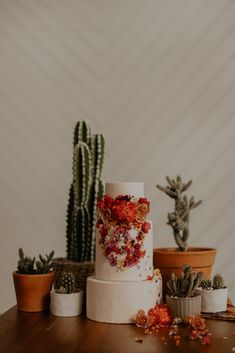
[199, 287, 228, 313]
[50, 291, 83, 317]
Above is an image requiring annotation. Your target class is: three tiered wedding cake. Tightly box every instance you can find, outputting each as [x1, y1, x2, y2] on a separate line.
[86, 182, 162, 323]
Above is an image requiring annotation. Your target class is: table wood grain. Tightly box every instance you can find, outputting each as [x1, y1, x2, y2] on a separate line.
[0, 307, 235, 353]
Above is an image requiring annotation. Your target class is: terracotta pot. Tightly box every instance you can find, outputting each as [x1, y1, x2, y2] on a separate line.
[153, 247, 216, 299]
[166, 294, 201, 319]
[50, 290, 83, 317]
[13, 271, 55, 312]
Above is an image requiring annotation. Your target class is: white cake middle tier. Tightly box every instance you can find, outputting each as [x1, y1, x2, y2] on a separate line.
[96, 221, 153, 281]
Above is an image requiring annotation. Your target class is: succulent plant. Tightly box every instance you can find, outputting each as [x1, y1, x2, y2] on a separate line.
[54, 271, 77, 294]
[17, 248, 54, 274]
[200, 279, 212, 290]
[212, 273, 225, 289]
[167, 264, 203, 298]
[156, 176, 202, 251]
[66, 120, 105, 262]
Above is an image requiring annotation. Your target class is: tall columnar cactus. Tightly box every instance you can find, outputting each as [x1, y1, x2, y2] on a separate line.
[167, 264, 203, 298]
[156, 176, 202, 251]
[66, 120, 105, 262]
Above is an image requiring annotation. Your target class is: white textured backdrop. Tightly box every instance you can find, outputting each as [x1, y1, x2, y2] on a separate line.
[0, 0, 234, 313]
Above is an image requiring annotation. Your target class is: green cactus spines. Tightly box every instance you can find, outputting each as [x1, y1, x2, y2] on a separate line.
[91, 134, 105, 180]
[167, 264, 203, 298]
[66, 183, 74, 258]
[73, 143, 91, 206]
[213, 273, 225, 289]
[54, 271, 77, 294]
[200, 279, 212, 290]
[66, 120, 105, 262]
[157, 176, 202, 251]
[73, 120, 92, 147]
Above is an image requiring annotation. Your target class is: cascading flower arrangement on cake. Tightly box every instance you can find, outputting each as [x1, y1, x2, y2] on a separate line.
[96, 195, 151, 270]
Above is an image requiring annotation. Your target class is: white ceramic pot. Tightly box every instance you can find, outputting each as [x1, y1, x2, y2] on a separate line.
[50, 291, 83, 317]
[199, 288, 228, 313]
[166, 294, 201, 319]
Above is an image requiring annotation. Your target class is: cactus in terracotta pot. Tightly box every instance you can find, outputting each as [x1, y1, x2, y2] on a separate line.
[13, 249, 55, 312]
[156, 176, 202, 251]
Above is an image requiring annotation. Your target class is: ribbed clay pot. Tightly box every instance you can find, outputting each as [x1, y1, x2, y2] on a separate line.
[166, 294, 201, 319]
[13, 271, 55, 312]
[153, 247, 216, 299]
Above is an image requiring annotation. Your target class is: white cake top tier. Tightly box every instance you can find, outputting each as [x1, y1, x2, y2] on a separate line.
[105, 182, 144, 198]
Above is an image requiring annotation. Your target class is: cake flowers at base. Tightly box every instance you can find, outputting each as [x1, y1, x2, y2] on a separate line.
[86, 182, 162, 324]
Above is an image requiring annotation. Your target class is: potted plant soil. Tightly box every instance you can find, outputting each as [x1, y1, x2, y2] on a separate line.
[166, 264, 203, 319]
[53, 120, 105, 309]
[50, 271, 83, 317]
[13, 248, 55, 312]
[154, 176, 216, 294]
[198, 273, 228, 313]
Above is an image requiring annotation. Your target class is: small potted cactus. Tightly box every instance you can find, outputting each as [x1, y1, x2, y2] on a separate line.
[199, 273, 228, 313]
[50, 272, 83, 317]
[154, 176, 216, 295]
[166, 264, 203, 319]
[13, 248, 55, 312]
[53, 120, 105, 306]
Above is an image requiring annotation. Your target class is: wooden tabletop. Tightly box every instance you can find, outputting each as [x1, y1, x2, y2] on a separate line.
[0, 306, 235, 353]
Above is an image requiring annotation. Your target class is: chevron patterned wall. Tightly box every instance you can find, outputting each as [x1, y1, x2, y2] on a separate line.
[0, 0, 234, 313]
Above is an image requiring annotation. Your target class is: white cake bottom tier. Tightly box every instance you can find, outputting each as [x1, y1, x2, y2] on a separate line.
[86, 276, 162, 324]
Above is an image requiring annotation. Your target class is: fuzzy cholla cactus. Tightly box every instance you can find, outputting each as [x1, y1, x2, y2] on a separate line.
[157, 176, 202, 251]
[213, 273, 225, 289]
[66, 120, 105, 262]
[167, 264, 203, 298]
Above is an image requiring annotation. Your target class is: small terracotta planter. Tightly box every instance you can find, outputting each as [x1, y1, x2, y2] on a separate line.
[13, 271, 55, 312]
[50, 291, 83, 317]
[166, 294, 201, 319]
[198, 287, 228, 313]
[153, 247, 216, 297]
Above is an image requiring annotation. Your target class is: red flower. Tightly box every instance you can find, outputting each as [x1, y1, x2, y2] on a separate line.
[138, 197, 150, 207]
[97, 199, 105, 209]
[148, 305, 171, 327]
[134, 305, 171, 329]
[142, 221, 151, 233]
[112, 200, 138, 223]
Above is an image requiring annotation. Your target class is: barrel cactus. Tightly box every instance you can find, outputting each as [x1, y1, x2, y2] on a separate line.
[66, 120, 105, 262]
[167, 264, 203, 298]
[212, 273, 225, 289]
[156, 176, 202, 251]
